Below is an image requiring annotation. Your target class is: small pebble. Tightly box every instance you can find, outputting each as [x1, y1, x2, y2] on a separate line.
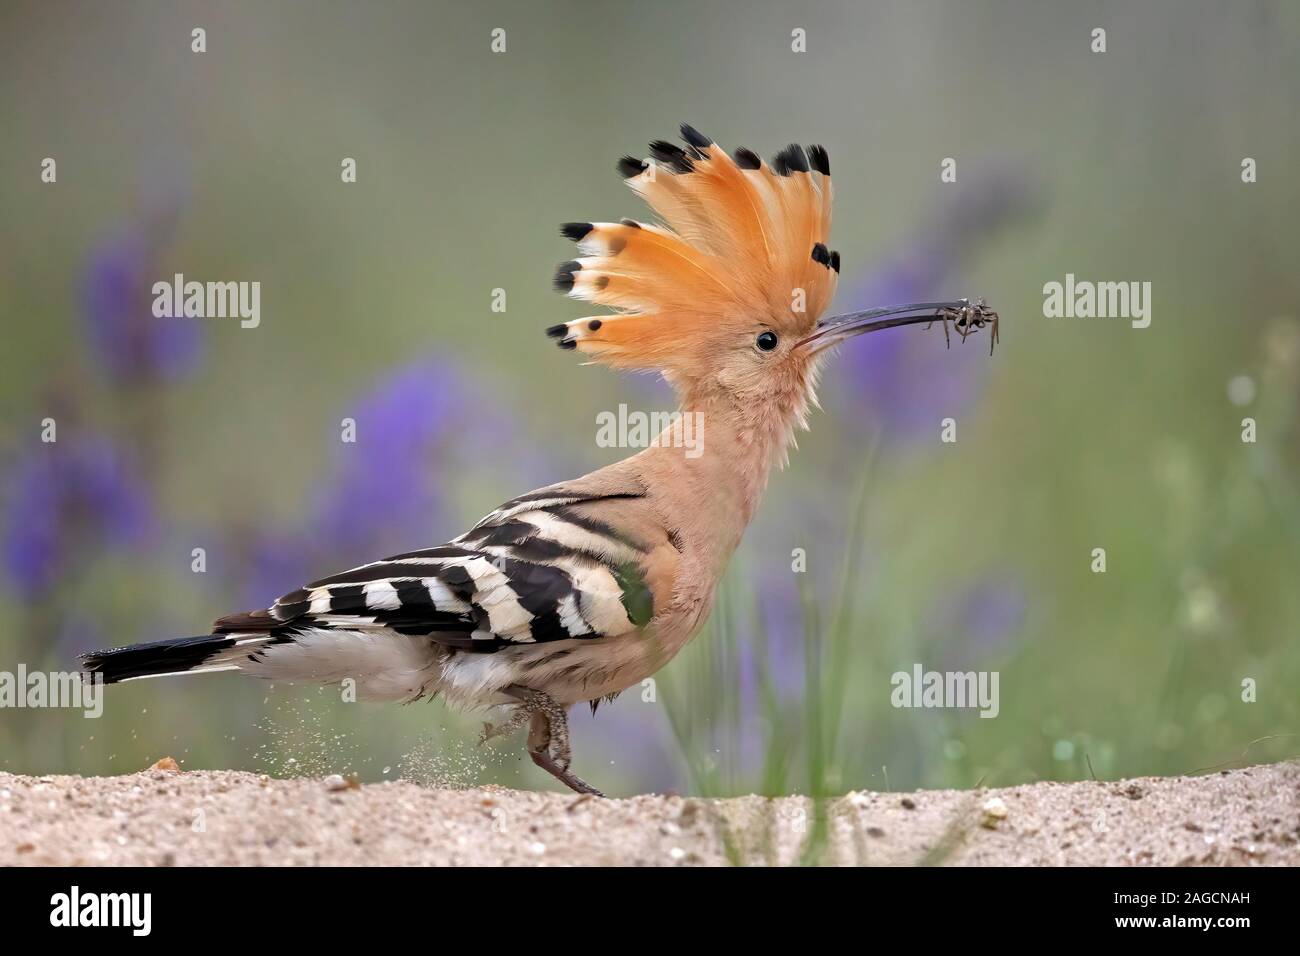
[981, 797, 1009, 828]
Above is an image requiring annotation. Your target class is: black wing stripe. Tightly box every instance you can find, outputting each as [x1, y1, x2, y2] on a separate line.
[548, 505, 650, 553]
[395, 579, 436, 611]
[499, 556, 577, 643]
[477, 488, 648, 528]
[490, 535, 577, 565]
[255, 482, 656, 650]
[307, 554, 474, 589]
[328, 584, 369, 615]
[380, 545, 481, 562]
[434, 563, 477, 602]
[273, 600, 310, 620]
[459, 520, 536, 548]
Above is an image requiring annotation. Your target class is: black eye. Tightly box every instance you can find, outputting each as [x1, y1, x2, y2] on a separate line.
[756, 330, 779, 352]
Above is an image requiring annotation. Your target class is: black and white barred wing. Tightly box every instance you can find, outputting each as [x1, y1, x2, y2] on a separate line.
[81, 485, 673, 690]
[224, 491, 664, 652]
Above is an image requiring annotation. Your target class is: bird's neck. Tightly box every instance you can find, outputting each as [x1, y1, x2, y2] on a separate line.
[633, 382, 813, 577]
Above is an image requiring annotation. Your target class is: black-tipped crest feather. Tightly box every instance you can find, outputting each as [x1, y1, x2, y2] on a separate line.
[772, 144, 809, 176]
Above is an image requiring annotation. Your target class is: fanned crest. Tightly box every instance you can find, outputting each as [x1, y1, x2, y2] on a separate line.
[547, 125, 839, 379]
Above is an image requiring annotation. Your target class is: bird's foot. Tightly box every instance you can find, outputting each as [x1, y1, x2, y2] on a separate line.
[502, 684, 606, 797]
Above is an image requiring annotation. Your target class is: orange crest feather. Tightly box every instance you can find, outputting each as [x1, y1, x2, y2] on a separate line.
[547, 125, 839, 376]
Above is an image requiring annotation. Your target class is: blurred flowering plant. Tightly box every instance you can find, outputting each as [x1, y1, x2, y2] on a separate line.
[240, 355, 535, 607]
[3, 434, 154, 601]
[80, 190, 202, 385]
[833, 162, 1042, 444]
[3, 187, 191, 608]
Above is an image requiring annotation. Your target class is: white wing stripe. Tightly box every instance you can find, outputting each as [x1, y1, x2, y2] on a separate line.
[459, 556, 535, 639]
[473, 494, 593, 529]
[424, 577, 472, 613]
[363, 580, 402, 610]
[566, 562, 634, 635]
[519, 510, 643, 565]
[557, 593, 592, 637]
[309, 589, 332, 615]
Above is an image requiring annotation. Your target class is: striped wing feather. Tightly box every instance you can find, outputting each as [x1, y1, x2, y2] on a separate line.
[214, 487, 661, 654]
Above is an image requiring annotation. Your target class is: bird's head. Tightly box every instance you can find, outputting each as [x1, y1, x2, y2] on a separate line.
[548, 125, 996, 426]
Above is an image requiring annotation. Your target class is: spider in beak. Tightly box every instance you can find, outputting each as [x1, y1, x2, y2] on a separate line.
[798, 298, 1000, 356]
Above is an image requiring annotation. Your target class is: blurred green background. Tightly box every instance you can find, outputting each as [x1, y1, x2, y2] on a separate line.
[2, 0, 1298, 799]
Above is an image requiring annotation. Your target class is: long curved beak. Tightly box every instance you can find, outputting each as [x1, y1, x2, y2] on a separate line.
[796, 299, 999, 354]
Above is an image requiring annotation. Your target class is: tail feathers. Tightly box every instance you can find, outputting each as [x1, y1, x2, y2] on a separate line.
[80, 633, 270, 684]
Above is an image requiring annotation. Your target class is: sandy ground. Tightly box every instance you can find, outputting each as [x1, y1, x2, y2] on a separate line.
[0, 760, 1296, 866]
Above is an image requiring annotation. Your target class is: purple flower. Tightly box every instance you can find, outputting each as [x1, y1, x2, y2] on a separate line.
[828, 161, 1042, 444]
[80, 193, 201, 383]
[308, 358, 466, 553]
[242, 355, 540, 605]
[925, 575, 1028, 672]
[243, 529, 314, 611]
[3, 436, 153, 600]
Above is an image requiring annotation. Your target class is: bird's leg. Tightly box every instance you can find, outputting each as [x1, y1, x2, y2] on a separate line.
[503, 684, 606, 797]
[479, 706, 531, 745]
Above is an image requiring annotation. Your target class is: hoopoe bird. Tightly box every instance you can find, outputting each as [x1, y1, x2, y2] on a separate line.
[81, 125, 996, 796]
